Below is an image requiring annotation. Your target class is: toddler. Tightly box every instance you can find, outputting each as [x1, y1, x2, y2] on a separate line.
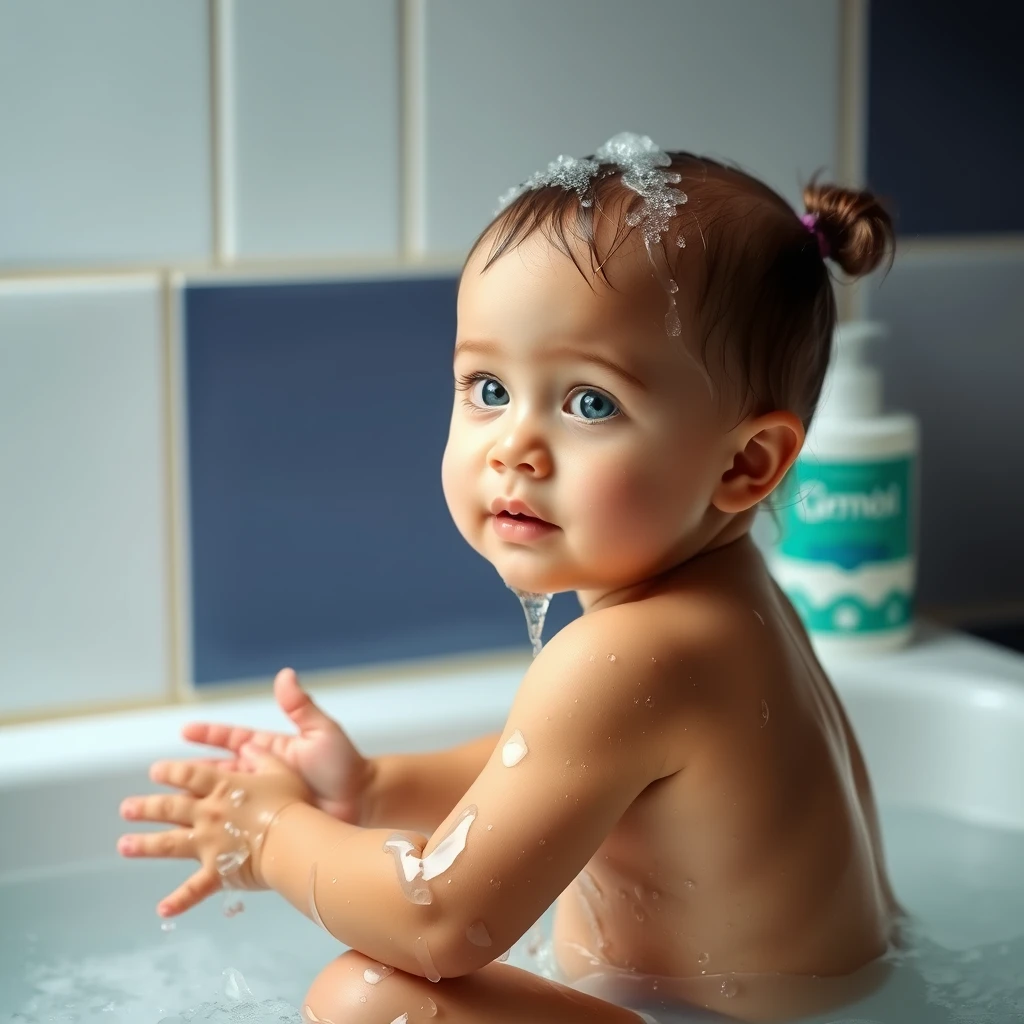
[118, 134, 899, 1023]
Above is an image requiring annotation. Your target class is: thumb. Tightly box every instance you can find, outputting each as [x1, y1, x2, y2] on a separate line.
[274, 668, 334, 734]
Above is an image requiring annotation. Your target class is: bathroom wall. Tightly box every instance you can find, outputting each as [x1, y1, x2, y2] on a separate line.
[0, 0, 1015, 723]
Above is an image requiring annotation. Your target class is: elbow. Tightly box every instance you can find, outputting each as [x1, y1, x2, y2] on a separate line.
[420, 919, 502, 979]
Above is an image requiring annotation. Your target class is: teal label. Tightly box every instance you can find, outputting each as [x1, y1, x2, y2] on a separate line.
[786, 589, 913, 633]
[778, 456, 913, 571]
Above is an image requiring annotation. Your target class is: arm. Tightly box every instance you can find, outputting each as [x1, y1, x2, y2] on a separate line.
[364, 732, 501, 834]
[257, 609, 677, 979]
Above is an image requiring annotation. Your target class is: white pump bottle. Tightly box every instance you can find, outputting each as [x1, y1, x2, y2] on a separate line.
[770, 321, 920, 656]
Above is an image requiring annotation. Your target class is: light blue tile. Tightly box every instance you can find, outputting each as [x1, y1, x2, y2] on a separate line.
[0, 0, 211, 267]
[0, 277, 171, 717]
[420, 0, 841, 252]
[220, 0, 400, 258]
[865, 246, 1024, 609]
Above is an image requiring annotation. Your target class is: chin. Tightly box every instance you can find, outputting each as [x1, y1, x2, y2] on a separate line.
[486, 552, 578, 596]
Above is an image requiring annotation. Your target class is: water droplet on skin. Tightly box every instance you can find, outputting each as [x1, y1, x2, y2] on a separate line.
[363, 963, 395, 984]
[645, 696, 655, 707]
[415, 935, 441, 983]
[502, 729, 529, 767]
[753, 609, 765, 625]
[359, 995, 367, 1003]
[308, 863, 329, 931]
[697, 951, 710, 964]
[761, 700, 770, 728]
[685, 879, 696, 889]
[720, 976, 740, 998]
[607, 653, 617, 663]
[495, 949, 511, 962]
[487, 824, 493, 831]
[539, 839, 546, 845]
[490, 878, 501, 889]
[466, 920, 493, 946]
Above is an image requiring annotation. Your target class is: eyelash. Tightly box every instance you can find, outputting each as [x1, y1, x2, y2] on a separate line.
[453, 371, 619, 422]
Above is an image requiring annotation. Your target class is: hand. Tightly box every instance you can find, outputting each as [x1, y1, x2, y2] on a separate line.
[117, 748, 311, 917]
[181, 667, 373, 824]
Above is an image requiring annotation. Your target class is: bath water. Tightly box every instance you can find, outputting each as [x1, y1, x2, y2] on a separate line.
[1, 807, 1021, 1023]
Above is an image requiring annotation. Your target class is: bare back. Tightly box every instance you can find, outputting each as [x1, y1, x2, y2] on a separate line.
[553, 538, 897, 1013]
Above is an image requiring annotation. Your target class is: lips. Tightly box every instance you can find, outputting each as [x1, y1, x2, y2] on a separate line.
[489, 496, 553, 525]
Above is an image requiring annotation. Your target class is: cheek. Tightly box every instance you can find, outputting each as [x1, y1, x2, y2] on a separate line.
[441, 427, 479, 532]
[576, 438, 712, 536]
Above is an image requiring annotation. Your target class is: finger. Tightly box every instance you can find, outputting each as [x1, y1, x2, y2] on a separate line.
[157, 866, 222, 918]
[149, 759, 219, 797]
[120, 792, 196, 826]
[117, 826, 194, 860]
[274, 668, 334, 733]
[181, 721, 286, 754]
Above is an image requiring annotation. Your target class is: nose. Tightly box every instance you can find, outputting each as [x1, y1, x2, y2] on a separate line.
[487, 415, 553, 477]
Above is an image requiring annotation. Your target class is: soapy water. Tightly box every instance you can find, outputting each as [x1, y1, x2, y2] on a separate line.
[2, 808, 1022, 1023]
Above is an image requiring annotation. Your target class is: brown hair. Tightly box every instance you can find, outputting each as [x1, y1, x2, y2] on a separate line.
[466, 152, 894, 427]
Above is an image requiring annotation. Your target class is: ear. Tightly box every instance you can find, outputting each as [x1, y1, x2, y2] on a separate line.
[712, 411, 804, 514]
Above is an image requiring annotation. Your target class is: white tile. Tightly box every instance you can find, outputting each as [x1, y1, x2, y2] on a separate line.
[419, 0, 841, 253]
[865, 245, 1024, 610]
[0, 277, 171, 717]
[220, 0, 401, 259]
[0, 0, 211, 268]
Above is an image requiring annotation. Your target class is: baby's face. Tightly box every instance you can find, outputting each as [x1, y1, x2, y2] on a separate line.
[442, 228, 736, 603]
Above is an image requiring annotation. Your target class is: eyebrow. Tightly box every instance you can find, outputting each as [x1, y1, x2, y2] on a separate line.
[453, 338, 647, 392]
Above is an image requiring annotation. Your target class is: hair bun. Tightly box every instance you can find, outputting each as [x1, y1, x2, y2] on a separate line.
[802, 181, 894, 277]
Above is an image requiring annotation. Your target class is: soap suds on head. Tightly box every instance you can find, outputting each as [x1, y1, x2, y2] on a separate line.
[495, 132, 690, 338]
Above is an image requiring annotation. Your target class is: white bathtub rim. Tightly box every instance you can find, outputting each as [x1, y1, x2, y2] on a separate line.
[1, 628, 1021, 788]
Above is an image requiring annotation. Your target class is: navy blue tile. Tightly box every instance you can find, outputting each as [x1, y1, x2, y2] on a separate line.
[867, 2, 1024, 235]
[184, 276, 577, 685]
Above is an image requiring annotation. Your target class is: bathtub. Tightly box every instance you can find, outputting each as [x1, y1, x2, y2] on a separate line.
[1, 626, 1023, 1022]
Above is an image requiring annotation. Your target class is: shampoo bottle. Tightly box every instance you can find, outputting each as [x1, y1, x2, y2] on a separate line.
[770, 321, 920, 655]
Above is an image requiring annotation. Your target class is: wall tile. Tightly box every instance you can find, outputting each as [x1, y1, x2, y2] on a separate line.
[868, 1, 1024, 235]
[183, 275, 577, 686]
[219, 0, 400, 259]
[865, 246, 1024, 609]
[0, 0, 211, 268]
[0, 278, 171, 718]
[419, 0, 841, 253]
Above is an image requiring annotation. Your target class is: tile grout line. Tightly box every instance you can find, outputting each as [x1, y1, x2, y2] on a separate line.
[161, 273, 190, 705]
[210, 0, 232, 264]
[400, 0, 425, 259]
[837, 0, 869, 322]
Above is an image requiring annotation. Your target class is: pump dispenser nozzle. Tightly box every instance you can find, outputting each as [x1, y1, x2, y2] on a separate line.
[817, 321, 888, 421]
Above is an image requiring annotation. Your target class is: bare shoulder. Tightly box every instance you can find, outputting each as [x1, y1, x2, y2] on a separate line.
[514, 594, 733, 780]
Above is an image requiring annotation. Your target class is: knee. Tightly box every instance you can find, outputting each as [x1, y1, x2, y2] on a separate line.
[303, 949, 440, 1024]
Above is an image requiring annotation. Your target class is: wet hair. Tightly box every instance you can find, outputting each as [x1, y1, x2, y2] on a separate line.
[465, 152, 894, 427]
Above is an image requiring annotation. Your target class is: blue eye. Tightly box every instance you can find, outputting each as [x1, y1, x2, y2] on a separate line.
[455, 373, 508, 407]
[569, 389, 619, 421]
[478, 378, 508, 406]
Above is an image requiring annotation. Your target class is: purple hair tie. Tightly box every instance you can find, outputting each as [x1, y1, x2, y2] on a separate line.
[800, 213, 830, 259]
